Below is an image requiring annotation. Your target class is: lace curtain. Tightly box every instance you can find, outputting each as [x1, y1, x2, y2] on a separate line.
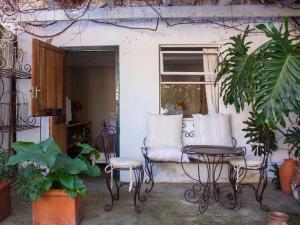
[203, 48, 219, 113]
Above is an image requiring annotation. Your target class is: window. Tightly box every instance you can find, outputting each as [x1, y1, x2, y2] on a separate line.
[160, 45, 219, 117]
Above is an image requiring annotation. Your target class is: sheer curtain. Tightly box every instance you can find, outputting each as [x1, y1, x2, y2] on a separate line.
[203, 48, 219, 113]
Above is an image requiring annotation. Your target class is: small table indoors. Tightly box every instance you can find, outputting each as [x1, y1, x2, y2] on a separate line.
[181, 145, 244, 213]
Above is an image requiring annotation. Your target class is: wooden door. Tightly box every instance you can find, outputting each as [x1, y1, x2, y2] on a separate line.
[31, 39, 66, 151]
[32, 39, 64, 116]
[49, 117, 67, 151]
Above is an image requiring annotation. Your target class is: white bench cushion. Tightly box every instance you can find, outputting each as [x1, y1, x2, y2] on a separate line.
[147, 146, 190, 163]
[146, 113, 183, 148]
[110, 157, 143, 169]
[193, 113, 233, 147]
[229, 157, 263, 169]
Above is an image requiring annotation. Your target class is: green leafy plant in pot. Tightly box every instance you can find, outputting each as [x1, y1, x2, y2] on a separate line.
[216, 18, 300, 194]
[6, 138, 100, 225]
[0, 150, 17, 222]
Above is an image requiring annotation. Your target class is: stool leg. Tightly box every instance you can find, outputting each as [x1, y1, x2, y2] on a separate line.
[255, 168, 269, 211]
[138, 167, 146, 202]
[133, 167, 145, 213]
[104, 170, 115, 212]
[144, 157, 154, 193]
[226, 164, 240, 210]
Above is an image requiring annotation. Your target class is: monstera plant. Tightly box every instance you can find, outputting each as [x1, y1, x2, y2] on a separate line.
[217, 19, 300, 128]
[216, 18, 300, 193]
[6, 138, 100, 225]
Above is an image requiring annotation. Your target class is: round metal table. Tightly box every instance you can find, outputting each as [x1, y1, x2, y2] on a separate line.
[181, 145, 244, 213]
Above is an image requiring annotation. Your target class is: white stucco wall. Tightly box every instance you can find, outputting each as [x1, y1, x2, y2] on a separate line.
[15, 20, 289, 182]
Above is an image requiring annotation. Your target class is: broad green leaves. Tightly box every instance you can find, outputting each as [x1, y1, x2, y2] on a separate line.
[6, 138, 100, 202]
[76, 143, 100, 159]
[8, 138, 60, 168]
[217, 19, 300, 127]
[254, 21, 300, 126]
[216, 26, 256, 112]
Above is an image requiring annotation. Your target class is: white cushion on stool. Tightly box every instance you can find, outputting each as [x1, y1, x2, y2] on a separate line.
[110, 157, 143, 169]
[229, 157, 263, 169]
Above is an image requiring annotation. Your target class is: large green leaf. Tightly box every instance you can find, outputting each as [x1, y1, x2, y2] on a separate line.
[78, 156, 100, 177]
[65, 158, 88, 174]
[51, 154, 88, 174]
[76, 143, 100, 159]
[254, 21, 300, 126]
[59, 174, 86, 198]
[8, 138, 61, 168]
[216, 26, 256, 112]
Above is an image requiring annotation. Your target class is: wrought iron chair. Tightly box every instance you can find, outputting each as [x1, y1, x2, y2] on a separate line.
[227, 142, 270, 211]
[102, 125, 146, 213]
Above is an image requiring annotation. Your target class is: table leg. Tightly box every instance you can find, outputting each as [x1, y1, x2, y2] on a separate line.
[182, 154, 224, 213]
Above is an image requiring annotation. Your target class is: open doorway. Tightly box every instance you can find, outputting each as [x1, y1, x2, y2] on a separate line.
[64, 47, 119, 158]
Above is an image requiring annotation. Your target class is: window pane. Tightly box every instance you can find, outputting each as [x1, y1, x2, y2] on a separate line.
[161, 84, 208, 117]
[163, 53, 204, 72]
[161, 75, 205, 82]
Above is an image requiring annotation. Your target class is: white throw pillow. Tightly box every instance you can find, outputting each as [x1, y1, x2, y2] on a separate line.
[193, 113, 233, 147]
[147, 146, 190, 162]
[146, 113, 183, 148]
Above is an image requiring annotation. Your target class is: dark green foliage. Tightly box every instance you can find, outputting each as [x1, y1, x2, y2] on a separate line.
[216, 19, 300, 156]
[243, 112, 277, 156]
[269, 162, 281, 190]
[216, 26, 256, 112]
[0, 150, 17, 180]
[254, 21, 300, 127]
[284, 126, 300, 159]
[216, 19, 300, 128]
[6, 138, 100, 202]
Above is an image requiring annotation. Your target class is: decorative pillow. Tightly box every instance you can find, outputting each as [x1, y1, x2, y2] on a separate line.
[146, 113, 183, 148]
[147, 146, 190, 162]
[192, 113, 233, 147]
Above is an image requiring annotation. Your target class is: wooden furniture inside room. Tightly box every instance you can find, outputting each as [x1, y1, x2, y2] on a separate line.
[66, 121, 92, 149]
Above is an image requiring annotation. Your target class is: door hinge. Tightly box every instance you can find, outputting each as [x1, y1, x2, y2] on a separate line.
[30, 86, 41, 99]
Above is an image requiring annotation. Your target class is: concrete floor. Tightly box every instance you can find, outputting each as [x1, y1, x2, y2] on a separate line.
[1, 178, 300, 225]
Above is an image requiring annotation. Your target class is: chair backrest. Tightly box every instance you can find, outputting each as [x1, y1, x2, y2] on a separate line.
[101, 125, 117, 164]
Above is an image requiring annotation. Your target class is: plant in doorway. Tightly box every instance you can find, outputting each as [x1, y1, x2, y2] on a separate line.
[0, 150, 17, 222]
[6, 138, 100, 225]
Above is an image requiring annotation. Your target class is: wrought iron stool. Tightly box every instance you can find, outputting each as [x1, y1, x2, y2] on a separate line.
[227, 147, 269, 211]
[102, 126, 146, 213]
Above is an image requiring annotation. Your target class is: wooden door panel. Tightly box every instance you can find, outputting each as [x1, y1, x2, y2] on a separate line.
[32, 39, 65, 116]
[49, 117, 66, 152]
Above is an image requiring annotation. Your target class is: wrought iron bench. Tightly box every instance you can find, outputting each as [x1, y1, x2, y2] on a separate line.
[141, 118, 238, 193]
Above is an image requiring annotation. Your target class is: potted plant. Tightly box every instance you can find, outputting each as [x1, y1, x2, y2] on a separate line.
[6, 138, 100, 225]
[216, 18, 300, 193]
[284, 123, 300, 199]
[0, 150, 16, 222]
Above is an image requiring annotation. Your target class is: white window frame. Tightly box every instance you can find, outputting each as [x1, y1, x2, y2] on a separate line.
[159, 44, 221, 114]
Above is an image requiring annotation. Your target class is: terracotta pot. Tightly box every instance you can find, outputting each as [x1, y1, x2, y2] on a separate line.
[267, 212, 289, 225]
[32, 189, 83, 225]
[292, 166, 300, 203]
[0, 180, 11, 222]
[279, 159, 297, 194]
